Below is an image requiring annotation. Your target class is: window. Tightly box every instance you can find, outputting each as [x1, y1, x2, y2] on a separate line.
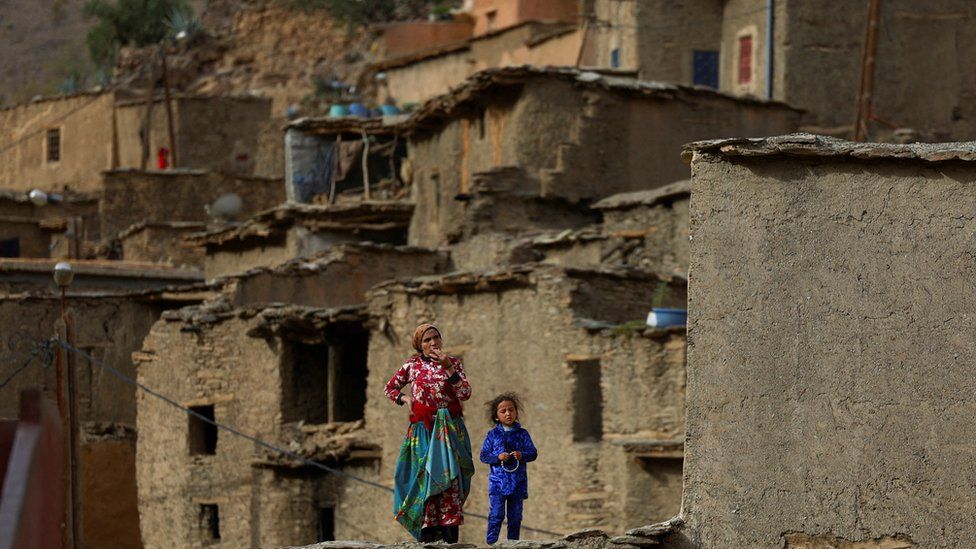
[199, 504, 221, 541]
[0, 238, 19, 258]
[46, 128, 61, 163]
[693, 50, 719, 89]
[738, 35, 753, 85]
[486, 10, 497, 31]
[611, 48, 621, 69]
[188, 405, 217, 455]
[317, 507, 335, 542]
[569, 358, 602, 442]
[281, 326, 368, 424]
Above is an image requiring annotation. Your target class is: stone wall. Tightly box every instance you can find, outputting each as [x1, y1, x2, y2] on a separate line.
[100, 169, 284, 238]
[682, 136, 976, 547]
[349, 266, 686, 542]
[119, 223, 207, 268]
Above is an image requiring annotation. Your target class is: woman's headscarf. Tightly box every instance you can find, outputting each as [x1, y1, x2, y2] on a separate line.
[412, 323, 441, 353]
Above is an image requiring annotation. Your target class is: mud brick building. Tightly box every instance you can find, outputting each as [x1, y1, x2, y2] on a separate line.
[342, 265, 687, 542]
[400, 66, 798, 251]
[187, 202, 415, 280]
[669, 134, 976, 548]
[719, 0, 976, 141]
[135, 246, 450, 548]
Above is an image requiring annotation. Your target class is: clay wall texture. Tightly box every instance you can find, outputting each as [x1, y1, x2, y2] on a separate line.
[407, 77, 797, 247]
[115, 96, 279, 177]
[379, 24, 581, 105]
[119, 224, 207, 268]
[0, 92, 116, 193]
[684, 142, 976, 547]
[100, 170, 284, 238]
[381, 22, 475, 57]
[720, 0, 976, 140]
[471, 0, 578, 36]
[349, 267, 687, 542]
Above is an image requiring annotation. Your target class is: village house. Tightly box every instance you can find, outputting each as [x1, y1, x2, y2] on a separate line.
[372, 0, 731, 105]
[718, 0, 976, 141]
[398, 66, 798, 254]
[0, 189, 99, 259]
[663, 134, 976, 548]
[0, 283, 210, 549]
[135, 261, 686, 546]
[135, 244, 452, 548]
[0, 91, 280, 194]
[186, 202, 414, 280]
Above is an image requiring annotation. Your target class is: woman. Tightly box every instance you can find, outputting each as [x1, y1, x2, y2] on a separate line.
[385, 323, 474, 542]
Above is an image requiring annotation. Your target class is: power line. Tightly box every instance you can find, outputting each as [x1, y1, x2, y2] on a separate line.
[52, 338, 564, 538]
[0, 339, 54, 390]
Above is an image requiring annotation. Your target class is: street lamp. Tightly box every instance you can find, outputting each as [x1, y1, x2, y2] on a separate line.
[52, 260, 79, 547]
[54, 261, 73, 320]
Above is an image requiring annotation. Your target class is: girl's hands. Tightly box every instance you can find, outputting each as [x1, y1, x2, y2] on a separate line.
[498, 451, 521, 462]
[511, 451, 522, 461]
[498, 452, 510, 462]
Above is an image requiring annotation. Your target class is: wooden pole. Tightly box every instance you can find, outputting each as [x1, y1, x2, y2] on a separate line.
[854, 0, 882, 141]
[361, 131, 371, 201]
[141, 57, 158, 170]
[160, 46, 178, 168]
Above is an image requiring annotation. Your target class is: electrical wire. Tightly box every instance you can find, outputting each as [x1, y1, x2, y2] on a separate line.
[52, 338, 565, 538]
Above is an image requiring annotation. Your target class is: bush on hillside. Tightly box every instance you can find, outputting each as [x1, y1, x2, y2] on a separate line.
[83, 0, 193, 70]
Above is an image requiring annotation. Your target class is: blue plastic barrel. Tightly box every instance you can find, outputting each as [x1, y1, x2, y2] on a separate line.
[646, 308, 687, 328]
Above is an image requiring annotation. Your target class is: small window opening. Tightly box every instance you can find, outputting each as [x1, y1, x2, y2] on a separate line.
[199, 504, 221, 541]
[188, 405, 217, 455]
[0, 238, 19, 258]
[611, 48, 621, 69]
[281, 327, 369, 424]
[282, 342, 329, 423]
[46, 128, 61, 163]
[738, 35, 753, 85]
[317, 507, 335, 542]
[569, 358, 602, 442]
[486, 10, 497, 32]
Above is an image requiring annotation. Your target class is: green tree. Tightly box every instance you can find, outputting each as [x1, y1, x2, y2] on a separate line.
[83, 0, 192, 69]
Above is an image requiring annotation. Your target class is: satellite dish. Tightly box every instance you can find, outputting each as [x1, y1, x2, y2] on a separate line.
[207, 193, 243, 222]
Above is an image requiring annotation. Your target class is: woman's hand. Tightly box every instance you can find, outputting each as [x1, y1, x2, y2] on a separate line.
[430, 349, 455, 376]
[400, 394, 413, 408]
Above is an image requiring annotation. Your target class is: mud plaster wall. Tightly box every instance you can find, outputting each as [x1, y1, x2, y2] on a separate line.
[722, 0, 976, 140]
[0, 93, 116, 193]
[204, 232, 293, 280]
[684, 154, 976, 547]
[82, 438, 141, 549]
[407, 79, 797, 247]
[121, 225, 206, 268]
[346, 269, 687, 541]
[227, 248, 451, 308]
[100, 170, 284, 238]
[635, 0, 722, 84]
[115, 97, 278, 176]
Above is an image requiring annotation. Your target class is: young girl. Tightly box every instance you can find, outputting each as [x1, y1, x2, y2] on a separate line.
[479, 393, 538, 544]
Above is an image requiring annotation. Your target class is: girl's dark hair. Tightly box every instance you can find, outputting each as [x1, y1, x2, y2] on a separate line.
[485, 392, 522, 424]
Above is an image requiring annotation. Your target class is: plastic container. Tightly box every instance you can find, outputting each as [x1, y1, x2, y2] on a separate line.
[380, 104, 401, 116]
[348, 102, 369, 117]
[646, 308, 687, 328]
[328, 104, 349, 117]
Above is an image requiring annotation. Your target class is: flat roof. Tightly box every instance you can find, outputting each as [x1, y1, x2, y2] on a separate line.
[593, 180, 690, 211]
[185, 201, 414, 247]
[683, 133, 976, 163]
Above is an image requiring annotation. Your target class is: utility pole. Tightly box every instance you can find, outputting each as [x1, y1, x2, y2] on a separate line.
[854, 0, 882, 141]
[160, 45, 178, 168]
[54, 262, 79, 549]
